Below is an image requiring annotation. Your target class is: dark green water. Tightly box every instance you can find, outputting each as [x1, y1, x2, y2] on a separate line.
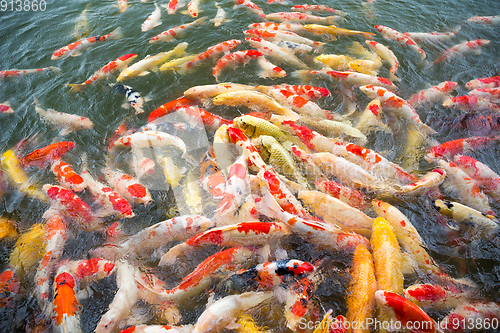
[1, 0, 500, 331]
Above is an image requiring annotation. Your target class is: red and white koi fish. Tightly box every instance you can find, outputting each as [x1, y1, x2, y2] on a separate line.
[138, 247, 253, 305]
[21, 141, 76, 169]
[141, 3, 162, 32]
[256, 57, 286, 78]
[43, 184, 104, 230]
[443, 95, 500, 113]
[147, 96, 196, 122]
[119, 326, 193, 333]
[213, 3, 229, 27]
[266, 12, 342, 25]
[162, 0, 186, 14]
[0, 102, 14, 114]
[150, 17, 207, 43]
[227, 126, 268, 171]
[434, 39, 490, 64]
[200, 148, 226, 198]
[365, 40, 399, 81]
[466, 75, 500, 90]
[438, 159, 494, 216]
[408, 81, 458, 108]
[466, 15, 500, 24]
[159, 222, 291, 265]
[67, 53, 137, 91]
[248, 21, 308, 33]
[373, 199, 440, 274]
[262, 87, 333, 119]
[117, 0, 128, 12]
[176, 106, 232, 132]
[256, 190, 370, 253]
[96, 215, 216, 261]
[291, 4, 347, 16]
[233, 0, 266, 19]
[244, 29, 324, 48]
[374, 25, 426, 60]
[403, 30, 459, 43]
[35, 212, 68, 317]
[213, 50, 263, 81]
[359, 85, 437, 135]
[51, 28, 122, 60]
[327, 70, 397, 91]
[96, 262, 138, 333]
[0, 66, 60, 80]
[285, 276, 317, 330]
[34, 101, 94, 136]
[356, 99, 390, 135]
[215, 155, 249, 220]
[51, 159, 86, 192]
[192, 292, 273, 333]
[453, 154, 500, 202]
[245, 37, 307, 69]
[181, 39, 242, 71]
[404, 283, 467, 310]
[80, 167, 134, 219]
[468, 88, 500, 103]
[105, 163, 153, 206]
[392, 168, 446, 195]
[441, 302, 500, 332]
[213, 124, 237, 176]
[273, 84, 330, 100]
[315, 180, 368, 210]
[375, 291, 440, 333]
[426, 136, 499, 162]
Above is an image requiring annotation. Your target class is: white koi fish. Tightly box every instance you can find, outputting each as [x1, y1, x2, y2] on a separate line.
[213, 3, 230, 26]
[434, 39, 490, 64]
[150, 17, 206, 43]
[51, 28, 122, 60]
[245, 37, 307, 69]
[141, 3, 162, 32]
[374, 25, 426, 60]
[34, 99, 94, 136]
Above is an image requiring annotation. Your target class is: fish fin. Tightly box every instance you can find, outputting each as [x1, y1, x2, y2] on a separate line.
[389, 73, 401, 82]
[110, 27, 123, 39]
[59, 128, 74, 136]
[71, 51, 82, 57]
[121, 102, 131, 109]
[66, 83, 84, 92]
[138, 71, 151, 76]
[420, 122, 437, 135]
[151, 66, 159, 73]
[180, 9, 189, 14]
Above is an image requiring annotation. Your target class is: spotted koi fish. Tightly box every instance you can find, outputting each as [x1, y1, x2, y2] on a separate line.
[213, 50, 263, 81]
[141, 3, 162, 32]
[21, 141, 76, 169]
[291, 4, 347, 16]
[434, 39, 490, 64]
[442, 94, 500, 113]
[67, 53, 137, 91]
[266, 11, 342, 24]
[374, 25, 426, 60]
[328, 70, 397, 91]
[110, 83, 146, 114]
[248, 21, 308, 33]
[468, 88, 500, 103]
[244, 28, 325, 48]
[404, 283, 467, 310]
[466, 15, 500, 24]
[0, 102, 14, 114]
[453, 154, 500, 202]
[215, 155, 249, 220]
[104, 162, 153, 206]
[181, 39, 242, 71]
[256, 57, 286, 78]
[51, 159, 86, 192]
[403, 30, 459, 43]
[232, 0, 266, 19]
[465, 75, 500, 89]
[315, 180, 368, 210]
[161, 0, 186, 14]
[51, 28, 122, 60]
[0, 67, 60, 80]
[200, 148, 226, 198]
[408, 81, 458, 108]
[245, 37, 307, 69]
[150, 17, 207, 43]
[441, 302, 500, 332]
[425, 136, 499, 162]
[365, 40, 399, 81]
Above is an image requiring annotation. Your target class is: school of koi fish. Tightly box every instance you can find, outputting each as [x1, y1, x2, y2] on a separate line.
[1, 0, 500, 332]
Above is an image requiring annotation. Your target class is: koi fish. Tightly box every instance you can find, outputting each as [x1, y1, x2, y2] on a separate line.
[291, 4, 347, 16]
[433, 199, 498, 239]
[9, 223, 46, 282]
[346, 244, 376, 333]
[298, 116, 366, 143]
[214, 155, 249, 220]
[159, 54, 198, 72]
[375, 291, 440, 333]
[304, 24, 375, 40]
[434, 39, 490, 64]
[442, 95, 500, 113]
[110, 83, 145, 114]
[192, 292, 273, 333]
[355, 99, 391, 135]
[466, 15, 500, 24]
[244, 29, 324, 48]
[51, 27, 122, 60]
[245, 37, 307, 69]
[248, 21, 308, 33]
[359, 85, 437, 135]
[0, 150, 47, 201]
[425, 136, 499, 162]
[374, 25, 426, 60]
[232, 0, 266, 19]
[266, 12, 342, 25]
[404, 283, 467, 309]
[213, 3, 230, 26]
[116, 0, 128, 13]
[365, 40, 399, 81]
[162, 0, 186, 14]
[465, 75, 500, 89]
[51, 159, 86, 192]
[105, 162, 153, 206]
[0, 102, 14, 114]
[67, 53, 137, 91]
[213, 50, 263, 81]
[73, 4, 91, 39]
[150, 17, 207, 43]
[175, 106, 232, 132]
[272, 84, 330, 100]
[403, 30, 459, 43]
[328, 70, 397, 91]
[34, 101, 94, 136]
[0, 66, 61, 80]
[440, 302, 500, 332]
[453, 154, 500, 202]
[468, 88, 500, 103]
[408, 81, 458, 108]
[141, 3, 162, 32]
[256, 57, 287, 78]
[117, 42, 188, 81]
[21, 141, 75, 169]
[315, 54, 354, 70]
[181, 39, 242, 71]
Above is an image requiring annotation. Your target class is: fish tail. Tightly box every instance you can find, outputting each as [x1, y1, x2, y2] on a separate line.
[196, 15, 208, 25]
[420, 122, 437, 135]
[389, 72, 400, 82]
[110, 27, 123, 40]
[361, 31, 376, 39]
[66, 83, 84, 92]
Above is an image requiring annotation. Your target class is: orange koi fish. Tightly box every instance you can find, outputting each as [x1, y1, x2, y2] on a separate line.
[51, 28, 122, 60]
[21, 141, 76, 169]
